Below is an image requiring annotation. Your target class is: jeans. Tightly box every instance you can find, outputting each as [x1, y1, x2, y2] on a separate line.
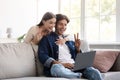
[50, 64, 103, 80]
[82, 67, 103, 80]
[50, 64, 82, 78]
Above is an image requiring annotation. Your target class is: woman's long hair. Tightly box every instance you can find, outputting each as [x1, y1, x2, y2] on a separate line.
[37, 12, 56, 27]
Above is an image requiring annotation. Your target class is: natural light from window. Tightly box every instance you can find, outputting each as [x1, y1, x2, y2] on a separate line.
[38, 0, 117, 43]
[85, 0, 116, 42]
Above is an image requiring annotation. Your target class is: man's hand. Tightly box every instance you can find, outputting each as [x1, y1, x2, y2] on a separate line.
[62, 63, 74, 69]
[52, 60, 61, 64]
[74, 33, 81, 53]
[52, 60, 74, 69]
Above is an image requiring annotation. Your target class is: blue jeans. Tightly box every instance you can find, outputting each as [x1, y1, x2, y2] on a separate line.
[50, 64, 82, 78]
[50, 64, 103, 80]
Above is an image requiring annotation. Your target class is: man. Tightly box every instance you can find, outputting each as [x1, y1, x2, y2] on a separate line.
[38, 14, 103, 80]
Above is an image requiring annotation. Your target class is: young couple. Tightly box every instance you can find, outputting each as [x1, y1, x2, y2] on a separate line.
[37, 13, 103, 80]
[24, 12, 67, 45]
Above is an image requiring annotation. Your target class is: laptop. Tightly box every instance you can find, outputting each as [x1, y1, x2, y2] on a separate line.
[72, 51, 96, 71]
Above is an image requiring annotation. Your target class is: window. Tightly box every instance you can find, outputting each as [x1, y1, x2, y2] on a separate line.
[59, 0, 116, 42]
[85, 0, 116, 42]
[38, 0, 118, 43]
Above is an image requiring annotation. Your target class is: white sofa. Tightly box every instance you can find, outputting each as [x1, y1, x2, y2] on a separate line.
[0, 41, 120, 80]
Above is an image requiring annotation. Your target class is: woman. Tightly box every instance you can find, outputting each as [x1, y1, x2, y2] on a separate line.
[24, 12, 56, 44]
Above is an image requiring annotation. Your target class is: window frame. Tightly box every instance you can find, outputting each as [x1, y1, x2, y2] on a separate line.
[58, 0, 119, 43]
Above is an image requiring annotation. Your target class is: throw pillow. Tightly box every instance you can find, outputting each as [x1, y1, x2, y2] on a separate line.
[110, 52, 120, 71]
[93, 50, 119, 73]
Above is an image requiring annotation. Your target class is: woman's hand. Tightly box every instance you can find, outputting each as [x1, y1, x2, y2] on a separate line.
[74, 33, 81, 53]
[55, 38, 68, 45]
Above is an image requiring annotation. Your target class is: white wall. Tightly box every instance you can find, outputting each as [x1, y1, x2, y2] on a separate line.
[0, 0, 37, 38]
[116, 0, 120, 42]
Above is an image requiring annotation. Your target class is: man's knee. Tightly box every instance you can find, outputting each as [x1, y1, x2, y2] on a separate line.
[50, 64, 64, 77]
[84, 67, 102, 80]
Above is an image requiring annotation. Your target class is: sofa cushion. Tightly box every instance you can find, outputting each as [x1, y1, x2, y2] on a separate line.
[103, 72, 120, 80]
[0, 43, 36, 79]
[110, 52, 120, 71]
[93, 50, 119, 73]
[31, 44, 44, 76]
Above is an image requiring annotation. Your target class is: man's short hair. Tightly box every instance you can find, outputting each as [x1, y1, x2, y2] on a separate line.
[56, 14, 70, 24]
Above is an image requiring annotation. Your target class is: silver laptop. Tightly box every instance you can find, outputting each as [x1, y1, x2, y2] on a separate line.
[72, 51, 96, 71]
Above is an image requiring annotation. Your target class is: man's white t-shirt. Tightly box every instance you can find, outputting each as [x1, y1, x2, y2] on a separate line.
[58, 35, 75, 64]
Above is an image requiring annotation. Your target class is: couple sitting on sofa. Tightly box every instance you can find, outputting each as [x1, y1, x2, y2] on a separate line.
[24, 12, 103, 80]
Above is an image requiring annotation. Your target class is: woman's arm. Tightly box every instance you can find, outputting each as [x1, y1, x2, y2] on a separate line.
[24, 26, 42, 45]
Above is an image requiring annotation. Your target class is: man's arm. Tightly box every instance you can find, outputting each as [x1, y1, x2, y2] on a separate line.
[38, 36, 55, 68]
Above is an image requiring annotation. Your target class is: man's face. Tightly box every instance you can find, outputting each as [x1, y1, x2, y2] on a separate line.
[55, 19, 68, 35]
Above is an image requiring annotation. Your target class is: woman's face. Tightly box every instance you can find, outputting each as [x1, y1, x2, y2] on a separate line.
[43, 18, 56, 34]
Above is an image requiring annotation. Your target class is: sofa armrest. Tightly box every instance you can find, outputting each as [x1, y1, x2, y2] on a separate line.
[0, 43, 36, 79]
[80, 40, 90, 52]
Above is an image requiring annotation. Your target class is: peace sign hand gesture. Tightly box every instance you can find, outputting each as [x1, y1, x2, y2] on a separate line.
[74, 33, 81, 53]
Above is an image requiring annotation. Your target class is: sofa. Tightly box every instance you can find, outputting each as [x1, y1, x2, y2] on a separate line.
[0, 41, 120, 80]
